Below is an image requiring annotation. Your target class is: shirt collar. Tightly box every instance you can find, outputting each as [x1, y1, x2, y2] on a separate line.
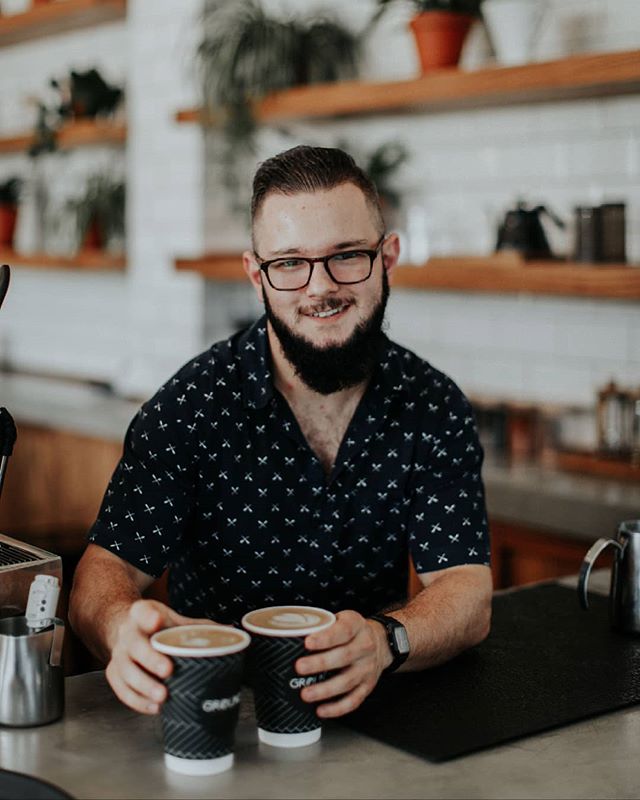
[237, 316, 411, 410]
[369, 334, 412, 400]
[237, 317, 275, 410]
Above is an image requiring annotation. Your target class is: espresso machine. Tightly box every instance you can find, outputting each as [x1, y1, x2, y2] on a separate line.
[0, 264, 62, 617]
[0, 264, 64, 726]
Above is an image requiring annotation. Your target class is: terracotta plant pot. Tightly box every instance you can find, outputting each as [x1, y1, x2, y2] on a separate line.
[82, 218, 103, 250]
[0, 204, 17, 248]
[409, 10, 474, 73]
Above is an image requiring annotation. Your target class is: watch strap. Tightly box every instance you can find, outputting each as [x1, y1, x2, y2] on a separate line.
[369, 613, 410, 673]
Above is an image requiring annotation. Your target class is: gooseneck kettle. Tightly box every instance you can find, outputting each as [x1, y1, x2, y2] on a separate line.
[496, 202, 565, 259]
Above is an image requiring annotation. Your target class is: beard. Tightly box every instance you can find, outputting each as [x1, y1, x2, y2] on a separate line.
[263, 270, 390, 396]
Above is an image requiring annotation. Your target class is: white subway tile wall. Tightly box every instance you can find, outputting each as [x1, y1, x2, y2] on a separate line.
[0, 0, 638, 405]
[0, 0, 206, 397]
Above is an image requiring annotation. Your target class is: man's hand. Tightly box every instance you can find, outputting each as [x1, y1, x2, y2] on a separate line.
[105, 599, 210, 716]
[295, 610, 392, 719]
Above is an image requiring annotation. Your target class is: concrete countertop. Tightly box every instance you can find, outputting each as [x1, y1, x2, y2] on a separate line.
[1, 372, 639, 542]
[482, 456, 640, 542]
[1, 662, 638, 800]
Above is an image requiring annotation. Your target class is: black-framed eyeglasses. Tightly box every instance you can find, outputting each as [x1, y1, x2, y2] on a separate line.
[255, 235, 386, 291]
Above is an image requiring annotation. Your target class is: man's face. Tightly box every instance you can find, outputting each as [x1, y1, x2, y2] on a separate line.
[245, 183, 399, 393]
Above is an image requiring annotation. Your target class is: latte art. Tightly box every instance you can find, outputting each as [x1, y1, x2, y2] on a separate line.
[152, 624, 249, 653]
[270, 612, 322, 628]
[242, 605, 335, 636]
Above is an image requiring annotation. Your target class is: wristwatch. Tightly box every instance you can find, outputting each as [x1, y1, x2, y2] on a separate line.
[369, 613, 410, 673]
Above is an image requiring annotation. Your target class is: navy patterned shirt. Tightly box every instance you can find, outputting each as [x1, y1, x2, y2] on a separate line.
[89, 317, 490, 625]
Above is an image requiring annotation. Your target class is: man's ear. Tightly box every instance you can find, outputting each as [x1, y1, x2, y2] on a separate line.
[243, 250, 264, 303]
[382, 233, 400, 278]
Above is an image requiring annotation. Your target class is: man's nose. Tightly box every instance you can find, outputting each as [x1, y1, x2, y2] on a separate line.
[305, 261, 339, 297]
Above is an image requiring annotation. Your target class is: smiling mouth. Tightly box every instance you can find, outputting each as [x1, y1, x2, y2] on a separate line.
[304, 302, 352, 320]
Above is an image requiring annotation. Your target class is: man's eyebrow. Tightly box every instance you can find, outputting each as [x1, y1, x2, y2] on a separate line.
[267, 239, 370, 257]
[334, 239, 369, 249]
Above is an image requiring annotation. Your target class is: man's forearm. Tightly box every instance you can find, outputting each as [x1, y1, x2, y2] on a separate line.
[384, 565, 492, 672]
[69, 549, 146, 664]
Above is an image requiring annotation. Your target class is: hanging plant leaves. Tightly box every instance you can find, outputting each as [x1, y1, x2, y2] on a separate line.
[196, 0, 362, 207]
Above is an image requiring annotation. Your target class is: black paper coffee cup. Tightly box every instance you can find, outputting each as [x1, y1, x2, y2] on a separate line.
[151, 624, 251, 775]
[242, 606, 336, 748]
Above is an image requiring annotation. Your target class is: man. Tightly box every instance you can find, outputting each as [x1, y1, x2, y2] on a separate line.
[70, 145, 492, 721]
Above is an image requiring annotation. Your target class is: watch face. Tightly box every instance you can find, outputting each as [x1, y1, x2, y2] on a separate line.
[392, 626, 410, 655]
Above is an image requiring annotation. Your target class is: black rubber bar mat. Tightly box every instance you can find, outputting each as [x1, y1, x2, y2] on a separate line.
[342, 582, 640, 761]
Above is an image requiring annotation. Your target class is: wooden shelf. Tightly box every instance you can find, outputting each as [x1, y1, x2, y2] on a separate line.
[176, 48, 640, 125]
[0, 248, 125, 271]
[175, 253, 640, 300]
[391, 257, 640, 300]
[175, 253, 245, 281]
[0, 0, 126, 47]
[556, 450, 640, 483]
[0, 119, 126, 154]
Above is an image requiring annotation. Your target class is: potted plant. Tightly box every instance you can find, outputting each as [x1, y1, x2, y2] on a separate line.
[196, 0, 361, 194]
[374, 0, 483, 73]
[481, 0, 547, 66]
[338, 139, 409, 217]
[67, 175, 125, 254]
[0, 178, 21, 248]
[363, 141, 409, 211]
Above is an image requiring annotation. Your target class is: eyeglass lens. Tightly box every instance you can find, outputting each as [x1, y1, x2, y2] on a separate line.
[267, 251, 373, 290]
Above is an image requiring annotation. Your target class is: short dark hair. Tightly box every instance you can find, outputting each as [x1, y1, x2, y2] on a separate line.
[251, 145, 384, 235]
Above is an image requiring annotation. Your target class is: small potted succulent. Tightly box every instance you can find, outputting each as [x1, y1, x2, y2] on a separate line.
[0, 177, 21, 248]
[374, 0, 483, 72]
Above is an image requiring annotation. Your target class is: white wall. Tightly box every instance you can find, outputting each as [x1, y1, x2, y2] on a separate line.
[118, 0, 205, 397]
[0, 0, 206, 396]
[0, 0, 638, 407]
[0, 20, 129, 382]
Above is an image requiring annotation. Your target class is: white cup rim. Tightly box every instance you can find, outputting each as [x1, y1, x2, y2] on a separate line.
[151, 624, 251, 657]
[241, 606, 336, 637]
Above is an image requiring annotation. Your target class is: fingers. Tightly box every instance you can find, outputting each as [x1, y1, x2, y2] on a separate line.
[301, 660, 376, 718]
[295, 611, 382, 719]
[129, 632, 172, 680]
[305, 610, 361, 651]
[107, 599, 187, 715]
[301, 663, 363, 704]
[168, 609, 213, 628]
[315, 683, 372, 719]
[129, 599, 169, 634]
[128, 599, 210, 634]
[106, 654, 167, 714]
[298, 617, 374, 676]
[297, 634, 374, 675]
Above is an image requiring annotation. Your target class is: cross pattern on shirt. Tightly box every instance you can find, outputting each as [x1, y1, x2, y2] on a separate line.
[89, 318, 490, 625]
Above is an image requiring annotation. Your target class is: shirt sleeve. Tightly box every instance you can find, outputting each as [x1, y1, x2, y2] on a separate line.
[407, 376, 490, 575]
[88, 366, 204, 578]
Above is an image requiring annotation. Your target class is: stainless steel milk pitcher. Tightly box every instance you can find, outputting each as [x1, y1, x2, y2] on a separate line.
[0, 616, 64, 726]
[578, 520, 640, 634]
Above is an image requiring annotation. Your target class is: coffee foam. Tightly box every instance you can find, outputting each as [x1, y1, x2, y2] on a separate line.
[266, 611, 323, 629]
[242, 606, 335, 636]
[152, 624, 249, 656]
